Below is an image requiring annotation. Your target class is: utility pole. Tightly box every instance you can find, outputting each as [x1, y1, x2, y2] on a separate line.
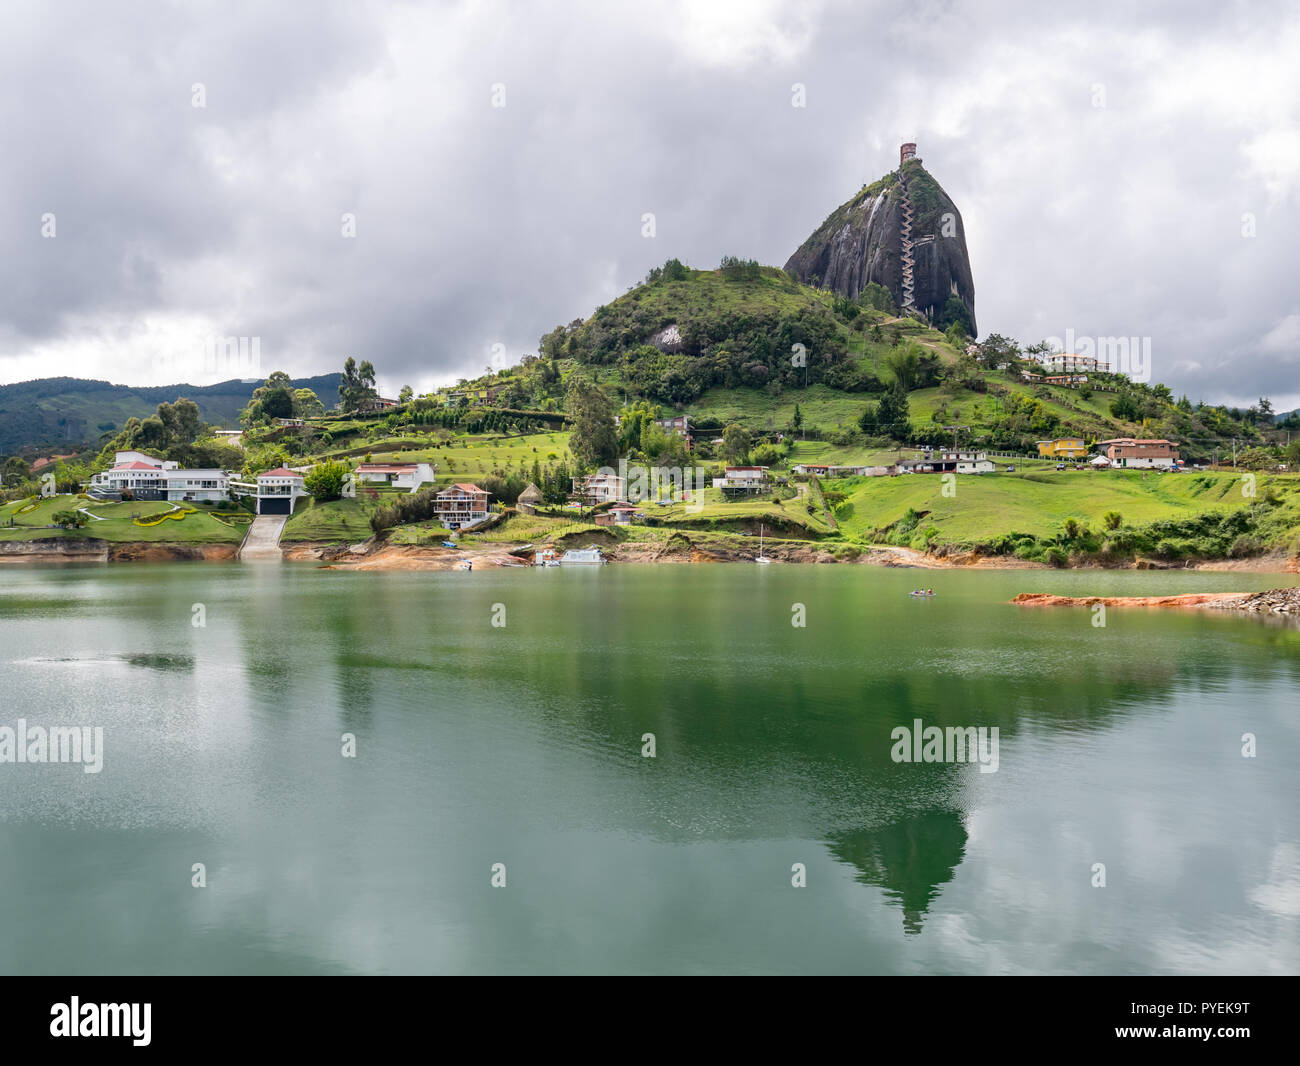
[1232, 438, 1238, 468]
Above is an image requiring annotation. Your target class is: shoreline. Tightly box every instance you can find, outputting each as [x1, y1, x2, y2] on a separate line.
[1013, 587, 1300, 614]
[0, 535, 1297, 575]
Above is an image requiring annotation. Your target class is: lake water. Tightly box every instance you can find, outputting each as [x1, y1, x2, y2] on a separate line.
[1, 562, 1297, 975]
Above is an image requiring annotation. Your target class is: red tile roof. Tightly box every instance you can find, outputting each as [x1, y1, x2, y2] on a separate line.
[259, 467, 303, 478]
[114, 461, 163, 471]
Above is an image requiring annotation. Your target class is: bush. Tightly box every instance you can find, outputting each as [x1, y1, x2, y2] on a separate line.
[304, 460, 350, 501]
[1044, 547, 1068, 567]
[370, 487, 442, 533]
[1229, 534, 1263, 558]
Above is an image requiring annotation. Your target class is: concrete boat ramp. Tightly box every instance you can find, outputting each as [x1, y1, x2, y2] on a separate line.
[239, 515, 288, 561]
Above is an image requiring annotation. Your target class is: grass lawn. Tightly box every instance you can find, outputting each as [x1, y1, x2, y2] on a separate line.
[828, 469, 1284, 546]
[315, 430, 572, 483]
[689, 384, 871, 434]
[646, 484, 833, 536]
[281, 496, 379, 542]
[0, 495, 244, 543]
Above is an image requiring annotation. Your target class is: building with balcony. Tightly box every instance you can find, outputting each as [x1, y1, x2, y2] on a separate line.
[434, 483, 490, 529]
[572, 473, 627, 506]
[88, 453, 231, 502]
[713, 466, 770, 496]
[249, 468, 307, 514]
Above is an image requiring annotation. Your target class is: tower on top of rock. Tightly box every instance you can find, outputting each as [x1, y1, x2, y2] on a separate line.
[900, 142, 917, 167]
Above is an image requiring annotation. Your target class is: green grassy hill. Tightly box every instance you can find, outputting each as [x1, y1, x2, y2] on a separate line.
[827, 469, 1300, 563]
[515, 261, 1269, 462]
[0, 373, 341, 453]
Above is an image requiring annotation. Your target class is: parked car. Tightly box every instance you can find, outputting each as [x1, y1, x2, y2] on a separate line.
[1055, 463, 1067, 470]
[1005, 464, 1016, 471]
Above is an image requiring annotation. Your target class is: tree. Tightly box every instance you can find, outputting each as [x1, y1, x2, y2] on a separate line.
[241, 444, 290, 479]
[399, 385, 414, 404]
[884, 345, 921, 391]
[304, 460, 350, 500]
[722, 423, 750, 465]
[293, 388, 324, 417]
[790, 403, 804, 436]
[566, 378, 619, 470]
[1103, 511, 1123, 531]
[136, 415, 169, 448]
[858, 281, 896, 314]
[339, 357, 378, 412]
[260, 387, 294, 420]
[978, 333, 1021, 365]
[857, 401, 878, 434]
[156, 398, 202, 443]
[52, 509, 87, 529]
[876, 383, 910, 439]
[3, 456, 31, 483]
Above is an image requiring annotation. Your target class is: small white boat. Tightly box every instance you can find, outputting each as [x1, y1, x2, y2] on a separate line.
[755, 524, 771, 564]
[560, 547, 604, 565]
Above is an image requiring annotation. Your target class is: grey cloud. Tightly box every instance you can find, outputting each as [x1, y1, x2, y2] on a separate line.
[2, 0, 1297, 408]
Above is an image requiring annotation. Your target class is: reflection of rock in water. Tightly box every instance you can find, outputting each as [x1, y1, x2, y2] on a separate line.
[828, 809, 967, 934]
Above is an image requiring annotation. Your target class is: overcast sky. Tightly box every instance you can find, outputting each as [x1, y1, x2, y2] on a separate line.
[3, 0, 1298, 409]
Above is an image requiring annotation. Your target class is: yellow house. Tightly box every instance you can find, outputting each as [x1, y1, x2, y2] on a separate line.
[1037, 438, 1089, 459]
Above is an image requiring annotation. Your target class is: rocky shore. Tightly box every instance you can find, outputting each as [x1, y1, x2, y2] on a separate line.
[1012, 586, 1300, 614]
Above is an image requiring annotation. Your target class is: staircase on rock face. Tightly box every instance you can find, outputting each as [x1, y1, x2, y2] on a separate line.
[898, 172, 916, 313]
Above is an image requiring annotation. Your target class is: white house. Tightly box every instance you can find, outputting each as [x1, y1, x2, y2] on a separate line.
[89, 455, 231, 501]
[433, 483, 490, 529]
[251, 467, 307, 515]
[1038, 353, 1110, 374]
[713, 466, 770, 495]
[572, 473, 627, 505]
[354, 462, 435, 490]
[899, 450, 994, 474]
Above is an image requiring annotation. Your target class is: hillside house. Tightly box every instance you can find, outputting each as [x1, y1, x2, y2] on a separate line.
[89, 457, 231, 502]
[354, 462, 435, 490]
[898, 450, 994, 474]
[572, 473, 627, 505]
[250, 468, 307, 514]
[713, 466, 770, 496]
[1038, 353, 1110, 374]
[434, 483, 490, 529]
[356, 396, 401, 414]
[594, 504, 642, 527]
[1097, 438, 1179, 469]
[1037, 438, 1089, 459]
[654, 415, 693, 447]
[444, 386, 502, 407]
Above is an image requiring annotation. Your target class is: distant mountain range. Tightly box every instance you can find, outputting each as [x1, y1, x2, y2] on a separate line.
[0, 374, 342, 453]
